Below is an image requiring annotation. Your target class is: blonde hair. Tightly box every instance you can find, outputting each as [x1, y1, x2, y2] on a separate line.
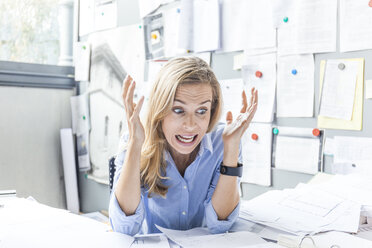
[140, 57, 222, 197]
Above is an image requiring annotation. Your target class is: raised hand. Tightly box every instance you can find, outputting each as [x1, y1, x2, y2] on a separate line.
[222, 88, 258, 145]
[122, 75, 145, 145]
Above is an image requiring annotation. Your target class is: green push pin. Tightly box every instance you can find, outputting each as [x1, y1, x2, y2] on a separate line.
[82, 45, 86, 50]
[139, 25, 142, 29]
[84, 173, 88, 179]
[283, 16, 289, 23]
[273, 128, 279, 135]
[83, 115, 86, 120]
[101, 12, 104, 16]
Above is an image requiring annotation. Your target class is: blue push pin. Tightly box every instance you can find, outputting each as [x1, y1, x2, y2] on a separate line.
[177, 8, 181, 13]
[291, 69, 297, 75]
[273, 128, 279, 135]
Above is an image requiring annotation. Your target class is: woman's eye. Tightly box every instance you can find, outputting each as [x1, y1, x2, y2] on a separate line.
[173, 108, 184, 114]
[197, 108, 207, 115]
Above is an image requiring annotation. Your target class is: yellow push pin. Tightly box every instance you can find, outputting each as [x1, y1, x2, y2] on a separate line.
[151, 33, 158, 40]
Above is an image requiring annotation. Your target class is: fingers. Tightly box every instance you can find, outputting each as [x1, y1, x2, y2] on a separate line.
[226, 111, 233, 125]
[122, 75, 132, 103]
[240, 90, 248, 113]
[133, 96, 145, 118]
[125, 79, 136, 116]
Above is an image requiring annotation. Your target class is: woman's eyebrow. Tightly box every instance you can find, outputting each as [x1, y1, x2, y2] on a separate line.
[174, 99, 212, 105]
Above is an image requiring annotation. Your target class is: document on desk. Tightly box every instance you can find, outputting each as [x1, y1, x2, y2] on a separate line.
[240, 185, 361, 235]
[319, 60, 359, 120]
[277, 0, 337, 55]
[340, 0, 372, 52]
[156, 225, 268, 248]
[275, 136, 320, 175]
[219, 78, 244, 122]
[241, 123, 272, 186]
[276, 54, 314, 117]
[132, 233, 170, 248]
[242, 53, 276, 123]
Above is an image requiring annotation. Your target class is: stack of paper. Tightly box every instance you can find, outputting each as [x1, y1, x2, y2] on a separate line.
[240, 183, 361, 236]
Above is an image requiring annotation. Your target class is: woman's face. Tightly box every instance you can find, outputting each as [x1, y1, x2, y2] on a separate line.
[162, 83, 213, 156]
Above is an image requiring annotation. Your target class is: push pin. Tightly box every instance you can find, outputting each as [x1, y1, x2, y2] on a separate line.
[312, 128, 320, 137]
[177, 8, 181, 13]
[291, 69, 297, 75]
[255, 71, 263, 78]
[352, 164, 356, 168]
[251, 133, 258, 140]
[273, 128, 279, 135]
[369, 0, 372, 7]
[151, 33, 158, 40]
[283, 16, 289, 23]
[338, 63, 345, 70]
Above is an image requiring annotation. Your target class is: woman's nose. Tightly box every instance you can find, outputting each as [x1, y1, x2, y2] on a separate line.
[183, 114, 196, 130]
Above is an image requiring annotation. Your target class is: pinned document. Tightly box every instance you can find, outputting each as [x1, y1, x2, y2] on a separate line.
[241, 123, 272, 186]
[273, 126, 323, 175]
[317, 58, 364, 130]
[74, 42, 91, 81]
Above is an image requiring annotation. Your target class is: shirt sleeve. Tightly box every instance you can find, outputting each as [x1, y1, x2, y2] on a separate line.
[203, 143, 242, 234]
[108, 134, 146, 236]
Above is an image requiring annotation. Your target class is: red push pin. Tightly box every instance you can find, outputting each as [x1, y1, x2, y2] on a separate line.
[255, 71, 262, 78]
[312, 128, 320, 137]
[369, 0, 372, 7]
[251, 133, 259, 140]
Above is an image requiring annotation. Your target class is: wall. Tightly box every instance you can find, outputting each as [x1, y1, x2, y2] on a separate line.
[79, 0, 372, 212]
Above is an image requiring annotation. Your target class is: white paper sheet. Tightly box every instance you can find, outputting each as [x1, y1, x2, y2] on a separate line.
[177, 0, 193, 52]
[319, 60, 359, 120]
[366, 80, 372, 99]
[340, 0, 372, 52]
[277, 0, 337, 55]
[241, 123, 272, 186]
[79, 0, 95, 36]
[276, 54, 314, 117]
[244, 0, 276, 51]
[138, 0, 161, 18]
[219, 78, 244, 122]
[334, 136, 372, 164]
[193, 0, 220, 53]
[242, 53, 276, 123]
[163, 6, 181, 57]
[132, 233, 170, 248]
[275, 136, 320, 175]
[70, 93, 90, 135]
[240, 185, 361, 235]
[74, 42, 91, 81]
[94, 0, 117, 32]
[156, 225, 267, 248]
[271, 0, 295, 28]
[219, 0, 249, 53]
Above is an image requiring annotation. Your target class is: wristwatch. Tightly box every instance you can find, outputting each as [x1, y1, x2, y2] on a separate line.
[220, 162, 243, 177]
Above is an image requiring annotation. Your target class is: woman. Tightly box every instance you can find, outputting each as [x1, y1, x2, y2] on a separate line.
[109, 57, 258, 236]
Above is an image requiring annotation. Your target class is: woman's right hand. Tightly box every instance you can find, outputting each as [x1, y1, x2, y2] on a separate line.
[122, 75, 145, 146]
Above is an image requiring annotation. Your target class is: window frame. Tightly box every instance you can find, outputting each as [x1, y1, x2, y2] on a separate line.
[0, 61, 76, 89]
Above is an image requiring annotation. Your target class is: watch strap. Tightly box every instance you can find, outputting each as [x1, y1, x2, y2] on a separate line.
[220, 162, 243, 177]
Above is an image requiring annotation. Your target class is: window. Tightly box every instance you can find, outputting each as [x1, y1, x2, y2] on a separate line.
[0, 0, 60, 65]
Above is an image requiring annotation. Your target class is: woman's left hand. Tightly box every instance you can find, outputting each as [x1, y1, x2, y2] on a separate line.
[222, 87, 258, 147]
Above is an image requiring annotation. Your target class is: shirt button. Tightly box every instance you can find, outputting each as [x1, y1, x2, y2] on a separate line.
[182, 211, 186, 215]
[183, 185, 187, 189]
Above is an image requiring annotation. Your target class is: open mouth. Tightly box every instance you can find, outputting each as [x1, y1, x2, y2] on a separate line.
[176, 134, 198, 144]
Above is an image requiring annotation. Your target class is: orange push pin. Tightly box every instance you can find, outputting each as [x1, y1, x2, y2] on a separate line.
[312, 128, 320, 137]
[251, 133, 259, 140]
[151, 33, 158, 40]
[255, 71, 262, 78]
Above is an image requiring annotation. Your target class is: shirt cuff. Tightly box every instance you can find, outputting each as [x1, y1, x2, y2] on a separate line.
[109, 193, 145, 236]
[204, 200, 240, 234]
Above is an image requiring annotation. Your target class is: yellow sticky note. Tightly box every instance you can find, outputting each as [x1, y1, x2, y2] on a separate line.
[366, 80, 372, 99]
[317, 58, 364, 131]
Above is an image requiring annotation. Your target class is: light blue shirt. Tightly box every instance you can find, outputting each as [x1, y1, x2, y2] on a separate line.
[109, 123, 241, 236]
